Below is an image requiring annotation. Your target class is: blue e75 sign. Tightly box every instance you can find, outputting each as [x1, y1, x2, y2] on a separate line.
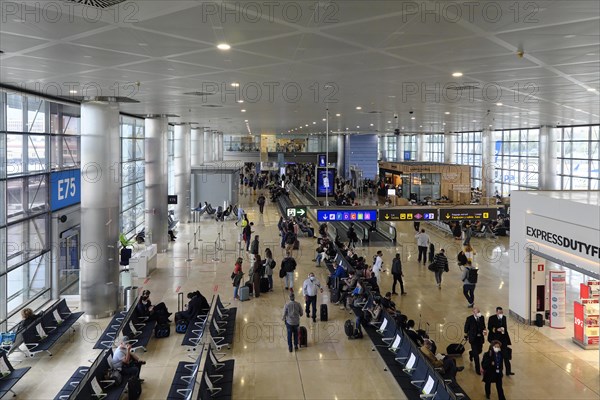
[50, 169, 81, 211]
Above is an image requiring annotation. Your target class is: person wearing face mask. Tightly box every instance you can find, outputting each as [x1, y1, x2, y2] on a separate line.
[302, 273, 323, 323]
[481, 340, 507, 400]
[487, 306, 514, 376]
[464, 307, 487, 375]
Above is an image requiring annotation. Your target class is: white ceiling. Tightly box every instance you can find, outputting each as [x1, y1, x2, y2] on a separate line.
[1, 0, 598, 135]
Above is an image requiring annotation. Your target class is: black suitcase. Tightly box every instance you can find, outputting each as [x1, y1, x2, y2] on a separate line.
[260, 277, 269, 293]
[344, 320, 354, 338]
[320, 304, 328, 321]
[245, 281, 254, 295]
[128, 377, 142, 400]
[446, 339, 467, 355]
[298, 326, 307, 347]
[331, 289, 340, 304]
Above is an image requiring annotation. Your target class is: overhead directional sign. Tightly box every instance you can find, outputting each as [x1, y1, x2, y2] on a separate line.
[317, 209, 377, 222]
[439, 208, 499, 221]
[286, 206, 307, 218]
[379, 208, 439, 222]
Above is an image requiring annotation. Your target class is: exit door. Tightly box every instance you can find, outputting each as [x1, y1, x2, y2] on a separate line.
[58, 229, 80, 295]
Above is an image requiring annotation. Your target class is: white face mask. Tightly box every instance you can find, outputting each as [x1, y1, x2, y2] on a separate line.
[476, 313, 482, 318]
[493, 347, 501, 353]
[498, 314, 503, 319]
[310, 276, 315, 281]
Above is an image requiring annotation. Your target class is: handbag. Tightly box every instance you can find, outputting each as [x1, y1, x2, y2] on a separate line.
[428, 263, 436, 272]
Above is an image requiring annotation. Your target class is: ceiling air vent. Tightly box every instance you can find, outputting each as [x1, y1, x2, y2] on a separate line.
[202, 104, 223, 108]
[184, 91, 215, 96]
[65, 0, 127, 9]
[367, 111, 382, 114]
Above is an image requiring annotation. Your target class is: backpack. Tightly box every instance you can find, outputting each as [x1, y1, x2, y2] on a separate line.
[285, 233, 296, 245]
[457, 252, 468, 266]
[154, 323, 170, 338]
[127, 377, 142, 400]
[467, 267, 479, 284]
[176, 320, 189, 334]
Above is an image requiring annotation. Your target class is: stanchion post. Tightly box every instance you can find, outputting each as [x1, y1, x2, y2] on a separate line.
[193, 232, 198, 250]
[186, 242, 193, 262]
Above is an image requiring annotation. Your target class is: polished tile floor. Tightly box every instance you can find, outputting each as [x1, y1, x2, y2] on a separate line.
[8, 189, 599, 399]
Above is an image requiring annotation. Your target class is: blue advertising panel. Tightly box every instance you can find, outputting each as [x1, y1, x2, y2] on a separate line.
[316, 167, 335, 197]
[317, 209, 377, 222]
[317, 154, 327, 167]
[404, 151, 411, 161]
[50, 169, 81, 211]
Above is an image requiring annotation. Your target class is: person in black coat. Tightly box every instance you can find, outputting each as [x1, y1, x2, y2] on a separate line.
[176, 291, 209, 322]
[405, 319, 425, 347]
[464, 307, 487, 375]
[482, 340, 507, 400]
[487, 307, 513, 375]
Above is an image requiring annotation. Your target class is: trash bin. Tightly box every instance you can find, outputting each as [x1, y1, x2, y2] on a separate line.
[124, 286, 139, 311]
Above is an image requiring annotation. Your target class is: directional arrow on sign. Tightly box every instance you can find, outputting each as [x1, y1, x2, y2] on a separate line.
[297, 208, 306, 216]
[446, 213, 451, 219]
[385, 214, 390, 219]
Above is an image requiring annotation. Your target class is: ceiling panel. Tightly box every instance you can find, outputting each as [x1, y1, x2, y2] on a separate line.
[72, 27, 211, 58]
[531, 45, 600, 65]
[0, 33, 50, 53]
[497, 20, 600, 52]
[122, 59, 222, 76]
[26, 43, 149, 68]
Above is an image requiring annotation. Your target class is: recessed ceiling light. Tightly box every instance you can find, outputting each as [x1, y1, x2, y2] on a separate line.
[524, 121, 529, 124]
[370, 123, 374, 126]
[564, 35, 576, 39]
[388, 95, 396, 98]
[69, 90, 77, 94]
[356, 126, 360, 128]
[138, 43, 148, 46]
[355, 106, 362, 110]
[586, 53, 596, 56]
[244, 119, 248, 122]
[312, 122, 316, 124]
[419, 125, 422, 128]
[217, 43, 231, 50]
[442, 123, 446, 126]
[489, 124, 493, 127]
[452, 72, 463, 77]
[322, 118, 326, 121]
[401, 127, 404, 129]
[336, 113, 341, 117]
[444, 111, 450, 115]
[514, 116, 519, 118]
[231, 82, 239, 87]
[575, 108, 582, 111]
[587, 88, 596, 92]
[237, 99, 244, 103]
[387, 121, 391, 123]
[411, 117, 415, 120]
[167, 68, 175, 71]
[496, 102, 503, 106]
[472, 120, 477, 122]
[83, 55, 92, 58]
[241, 109, 246, 112]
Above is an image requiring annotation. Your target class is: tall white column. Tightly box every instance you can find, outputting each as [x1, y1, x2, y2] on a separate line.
[145, 117, 168, 253]
[396, 135, 404, 162]
[217, 133, 223, 160]
[174, 124, 191, 223]
[203, 131, 212, 163]
[416, 134, 426, 161]
[444, 134, 455, 164]
[191, 127, 204, 165]
[80, 101, 120, 319]
[481, 128, 496, 196]
[337, 134, 345, 178]
[539, 125, 559, 190]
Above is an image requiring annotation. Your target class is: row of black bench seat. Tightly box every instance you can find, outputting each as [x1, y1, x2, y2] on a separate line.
[0, 351, 31, 398]
[55, 348, 129, 400]
[364, 307, 468, 400]
[19, 299, 84, 358]
[209, 296, 237, 352]
[93, 295, 156, 353]
[181, 296, 215, 351]
[167, 345, 205, 400]
[328, 241, 470, 399]
[198, 346, 235, 400]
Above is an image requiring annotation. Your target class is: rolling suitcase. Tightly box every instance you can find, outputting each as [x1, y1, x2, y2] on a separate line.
[239, 286, 250, 301]
[446, 338, 467, 355]
[245, 281, 253, 295]
[260, 277, 269, 293]
[344, 320, 354, 339]
[298, 326, 307, 347]
[330, 289, 340, 304]
[320, 304, 328, 322]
